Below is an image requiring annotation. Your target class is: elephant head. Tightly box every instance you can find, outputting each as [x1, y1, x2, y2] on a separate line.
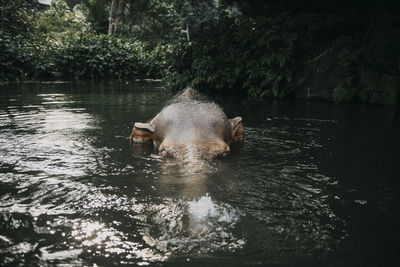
[130, 88, 243, 162]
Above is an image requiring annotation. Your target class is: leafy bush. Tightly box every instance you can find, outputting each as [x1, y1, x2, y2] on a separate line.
[166, 14, 302, 100]
[0, 32, 29, 83]
[0, 0, 36, 35]
[0, 0, 47, 83]
[0, 31, 170, 83]
[1, 0, 399, 106]
[333, 16, 400, 106]
[35, 0, 91, 39]
[0, 31, 55, 84]
[166, 7, 400, 106]
[53, 33, 169, 80]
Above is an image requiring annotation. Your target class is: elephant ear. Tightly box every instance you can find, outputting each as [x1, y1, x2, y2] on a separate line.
[229, 117, 244, 142]
[130, 122, 155, 142]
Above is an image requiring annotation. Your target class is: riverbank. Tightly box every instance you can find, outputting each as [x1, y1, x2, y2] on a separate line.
[1, 0, 399, 107]
[1, 80, 398, 116]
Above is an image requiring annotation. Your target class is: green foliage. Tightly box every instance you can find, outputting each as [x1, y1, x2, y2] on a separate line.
[0, 0, 170, 84]
[81, 0, 109, 33]
[0, 31, 169, 84]
[167, 2, 400, 106]
[115, 0, 186, 45]
[36, 0, 91, 38]
[1, 0, 399, 106]
[0, 0, 36, 35]
[0, 31, 54, 84]
[332, 14, 400, 106]
[166, 13, 300, 100]
[0, 31, 30, 83]
[0, 0, 54, 84]
[54, 33, 169, 79]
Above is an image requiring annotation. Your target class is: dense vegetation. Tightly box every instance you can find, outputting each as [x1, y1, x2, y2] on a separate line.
[1, 0, 399, 106]
[0, 0, 173, 82]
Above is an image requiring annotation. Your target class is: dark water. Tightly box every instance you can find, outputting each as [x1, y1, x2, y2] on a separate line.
[0, 81, 399, 266]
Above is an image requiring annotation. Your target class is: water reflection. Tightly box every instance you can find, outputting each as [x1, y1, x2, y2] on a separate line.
[71, 219, 166, 263]
[0, 93, 97, 177]
[229, 118, 348, 262]
[0, 89, 337, 265]
[0, 85, 245, 264]
[1, 83, 398, 266]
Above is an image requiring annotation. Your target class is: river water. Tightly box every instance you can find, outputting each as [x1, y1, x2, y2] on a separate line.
[0, 81, 399, 266]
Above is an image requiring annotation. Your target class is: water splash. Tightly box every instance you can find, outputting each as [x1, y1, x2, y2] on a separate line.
[141, 195, 245, 255]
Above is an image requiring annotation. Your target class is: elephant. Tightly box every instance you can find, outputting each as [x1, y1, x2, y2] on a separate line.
[130, 88, 244, 162]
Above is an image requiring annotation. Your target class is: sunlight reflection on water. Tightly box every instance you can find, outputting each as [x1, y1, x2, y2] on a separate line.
[0, 94, 98, 177]
[0, 89, 334, 265]
[0, 88, 246, 263]
[3, 84, 397, 266]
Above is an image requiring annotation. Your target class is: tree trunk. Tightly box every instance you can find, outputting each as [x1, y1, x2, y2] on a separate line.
[186, 22, 190, 41]
[108, 0, 124, 35]
[113, 0, 124, 34]
[108, 0, 117, 35]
